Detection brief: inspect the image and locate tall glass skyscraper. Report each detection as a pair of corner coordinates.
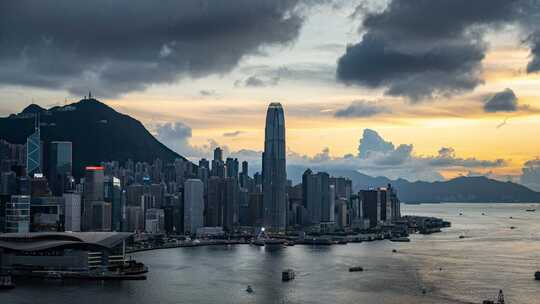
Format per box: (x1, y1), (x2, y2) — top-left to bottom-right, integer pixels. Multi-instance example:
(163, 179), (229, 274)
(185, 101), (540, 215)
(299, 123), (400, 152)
(26, 118), (41, 177)
(262, 102), (287, 230)
(49, 141), (72, 195)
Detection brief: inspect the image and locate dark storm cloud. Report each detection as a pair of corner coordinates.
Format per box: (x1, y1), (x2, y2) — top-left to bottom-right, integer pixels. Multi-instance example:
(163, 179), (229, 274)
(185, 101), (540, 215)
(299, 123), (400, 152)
(0, 0), (314, 97)
(484, 88), (518, 112)
(334, 100), (388, 118)
(337, 0), (527, 101)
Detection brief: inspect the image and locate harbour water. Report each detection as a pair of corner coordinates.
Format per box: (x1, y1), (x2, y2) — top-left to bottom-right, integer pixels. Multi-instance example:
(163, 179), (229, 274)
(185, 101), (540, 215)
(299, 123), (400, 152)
(3, 203), (540, 304)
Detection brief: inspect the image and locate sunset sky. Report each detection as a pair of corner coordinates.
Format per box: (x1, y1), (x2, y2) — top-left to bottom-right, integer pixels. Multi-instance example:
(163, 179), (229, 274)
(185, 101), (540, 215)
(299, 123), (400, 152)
(1, 0), (540, 189)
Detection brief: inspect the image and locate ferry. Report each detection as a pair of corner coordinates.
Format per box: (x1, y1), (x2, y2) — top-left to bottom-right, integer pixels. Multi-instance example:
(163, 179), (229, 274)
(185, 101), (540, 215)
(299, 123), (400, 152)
(348, 266), (364, 272)
(482, 289), (505, 304)
(0, 274), (15, 290)
(390, 237), (410, 242)
(282, 269), (295, 281)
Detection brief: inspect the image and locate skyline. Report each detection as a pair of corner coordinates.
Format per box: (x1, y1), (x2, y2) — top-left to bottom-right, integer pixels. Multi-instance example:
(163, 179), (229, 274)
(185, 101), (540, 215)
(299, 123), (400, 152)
(1, 1), (540, 189)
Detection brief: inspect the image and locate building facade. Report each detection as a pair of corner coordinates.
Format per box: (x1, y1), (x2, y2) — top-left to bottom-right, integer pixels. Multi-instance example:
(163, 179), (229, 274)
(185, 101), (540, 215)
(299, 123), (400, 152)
(262, 102), (287, 231)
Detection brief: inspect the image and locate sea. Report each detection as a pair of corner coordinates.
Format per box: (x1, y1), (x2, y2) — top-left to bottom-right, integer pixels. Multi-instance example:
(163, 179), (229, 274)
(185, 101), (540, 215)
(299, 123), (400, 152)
(3, 203), (540, 304)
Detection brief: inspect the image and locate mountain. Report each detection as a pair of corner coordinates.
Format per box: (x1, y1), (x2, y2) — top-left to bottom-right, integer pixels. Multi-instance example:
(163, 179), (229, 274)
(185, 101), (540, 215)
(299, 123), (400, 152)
(0, 98), (187, 177)
(288, 165), (540, 203)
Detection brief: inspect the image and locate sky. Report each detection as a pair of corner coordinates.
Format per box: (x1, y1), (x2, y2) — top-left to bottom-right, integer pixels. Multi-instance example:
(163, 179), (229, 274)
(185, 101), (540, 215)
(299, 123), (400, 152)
(1, 0), (540, 190)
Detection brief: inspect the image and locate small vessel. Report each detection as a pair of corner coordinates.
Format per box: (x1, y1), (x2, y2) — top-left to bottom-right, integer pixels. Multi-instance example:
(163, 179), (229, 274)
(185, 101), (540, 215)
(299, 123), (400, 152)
(282, 269), (295, 281)
(392, 249), (397, 253)
(44, 271), (63, 280)
(482, 289), (505, 304)
(526, 208), (536, 212)
(510, 226), (516, 230)
(0, 274), (15, 290)
(459, 235), (466, 239)
(535, 271), (540, 280)
(246, 285), (253, 293)
(390, 237), (410, 242)
(348, 266), (364, 272)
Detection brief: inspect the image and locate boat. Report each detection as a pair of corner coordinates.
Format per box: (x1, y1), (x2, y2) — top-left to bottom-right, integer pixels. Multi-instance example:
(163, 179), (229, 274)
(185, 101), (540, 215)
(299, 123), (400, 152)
(390, 237), (410, 242)
(282, 269), (295, 281)
(348, 266), (363, 272)
(44, 271), (63, 280)
(535, 271), (540, 280)
(482, 289), (505, 304)
(246, 285), (253, 293)
(0, 274), (15, 290)
(526, 208), (536, 212)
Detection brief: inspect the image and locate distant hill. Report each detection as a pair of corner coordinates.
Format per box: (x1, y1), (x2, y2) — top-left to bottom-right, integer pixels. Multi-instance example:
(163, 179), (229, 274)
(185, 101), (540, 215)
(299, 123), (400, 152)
(0, 99), (187, 177)
(288, 165), (540, 203)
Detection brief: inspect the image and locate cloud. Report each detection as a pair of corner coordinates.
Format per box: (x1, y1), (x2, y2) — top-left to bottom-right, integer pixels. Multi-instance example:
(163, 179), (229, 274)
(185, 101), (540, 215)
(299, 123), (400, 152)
(199, 90), (217, 97)
(0, 0), (316, 97)
(520, 157), (540, 191)
(484, 88), (518, 112)
(153, 121), (509, 183)
(223, 130), (243, 137)
(337, 0), (528, 101)
(155, 121), (208, 158)
(235, 75), (280, 88)
(287, 129), (504, 182)
(334, 100), (389, 118)
(358, 129), (395, 158)
(427, 147), (506, 168)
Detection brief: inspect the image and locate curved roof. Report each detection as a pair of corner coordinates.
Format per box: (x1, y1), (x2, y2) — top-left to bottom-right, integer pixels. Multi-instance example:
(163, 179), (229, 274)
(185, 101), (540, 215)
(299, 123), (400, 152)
(0, 232), (132, 252)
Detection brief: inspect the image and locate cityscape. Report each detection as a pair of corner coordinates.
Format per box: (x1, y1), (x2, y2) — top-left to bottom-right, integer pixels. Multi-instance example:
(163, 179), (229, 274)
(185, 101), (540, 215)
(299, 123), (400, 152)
(2, 1), (540, 304)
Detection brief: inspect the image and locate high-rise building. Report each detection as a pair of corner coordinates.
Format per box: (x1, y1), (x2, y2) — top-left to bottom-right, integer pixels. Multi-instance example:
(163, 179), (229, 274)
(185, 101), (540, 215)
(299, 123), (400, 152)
(329, 177), (352, 200)
(5, 195), (30, 233)
(48, 141), (72, 195)
(184, 179), (204, 234)
(26, 118), (41, 177)
(206, 177), (239, 231)
(82, 166), (105, 231)
(104, 176), (122, 231)
(64, 192), (81, 232)
(145, 208), (165, 234)
(211, 148), (225, 178)
(214, 147), (223, 162)
(302, 170), (332, 225)
(226, 157), (239, 180)
(262, 102), (287, 230)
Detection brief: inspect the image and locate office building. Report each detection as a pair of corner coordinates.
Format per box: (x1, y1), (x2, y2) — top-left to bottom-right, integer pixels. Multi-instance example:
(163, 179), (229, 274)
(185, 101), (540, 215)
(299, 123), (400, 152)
(262, 102), (287, 230)
(302, 170), (331, 225)
(145, 208), (165, 234)
(184, 179), (204, 234)
(48, 141), (72, 195)
(5, 195), (30, 233)
(226, 157), (239, 179)
(82, 166), (105, 231)
(64, 192), (81, 231)
(104, 176), (122, 231)
(30, 196), (64, 232)
(26, 118), (41, 177)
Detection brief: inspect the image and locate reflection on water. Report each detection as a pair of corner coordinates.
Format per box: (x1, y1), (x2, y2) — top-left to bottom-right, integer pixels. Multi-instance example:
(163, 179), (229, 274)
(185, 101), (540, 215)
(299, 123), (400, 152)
(4, 203), (540, 304)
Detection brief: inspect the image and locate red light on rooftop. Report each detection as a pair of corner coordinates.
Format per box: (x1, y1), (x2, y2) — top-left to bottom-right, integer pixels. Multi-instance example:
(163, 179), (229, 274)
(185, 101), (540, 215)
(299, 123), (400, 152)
(85, 166), (104, 171)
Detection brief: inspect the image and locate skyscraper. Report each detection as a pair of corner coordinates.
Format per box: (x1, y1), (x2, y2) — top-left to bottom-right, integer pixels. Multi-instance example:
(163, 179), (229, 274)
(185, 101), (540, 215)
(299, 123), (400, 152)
(49, 141), (72, 195)
(184, 179), (204, 234)
(262, 102), (287, 230)
(26, 117), (41, 177)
